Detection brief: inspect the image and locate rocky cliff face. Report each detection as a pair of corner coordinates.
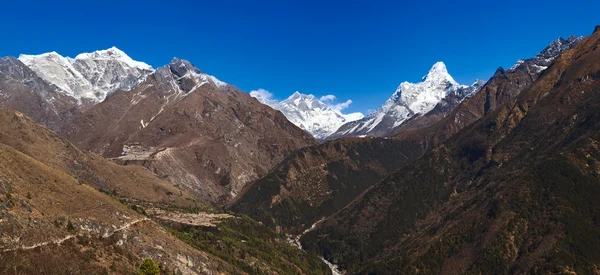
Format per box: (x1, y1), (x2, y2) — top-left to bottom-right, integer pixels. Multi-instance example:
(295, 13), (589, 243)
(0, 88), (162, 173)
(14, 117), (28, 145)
(0, 57), (79, 131)
(62, 58), (315, 205)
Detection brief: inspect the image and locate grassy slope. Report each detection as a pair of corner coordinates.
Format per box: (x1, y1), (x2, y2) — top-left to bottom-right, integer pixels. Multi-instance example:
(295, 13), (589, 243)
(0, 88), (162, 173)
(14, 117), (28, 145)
(165, 214), (331, 275)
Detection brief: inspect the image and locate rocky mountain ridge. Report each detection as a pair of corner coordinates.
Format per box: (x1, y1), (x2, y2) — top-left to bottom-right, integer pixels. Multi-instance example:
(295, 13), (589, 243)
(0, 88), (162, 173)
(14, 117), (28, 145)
(62, 58), (315, 205)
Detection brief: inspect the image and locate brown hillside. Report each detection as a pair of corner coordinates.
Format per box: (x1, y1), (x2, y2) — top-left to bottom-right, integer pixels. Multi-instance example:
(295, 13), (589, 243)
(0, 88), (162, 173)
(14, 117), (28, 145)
(0, 117), (241, 273)
(62, 59), (315, 205)
(0, 108), (331, 274)
(0, 109), (196, 206)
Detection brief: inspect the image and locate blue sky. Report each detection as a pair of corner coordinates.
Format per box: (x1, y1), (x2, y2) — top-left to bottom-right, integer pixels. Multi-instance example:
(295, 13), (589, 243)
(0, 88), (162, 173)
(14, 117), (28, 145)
(2, 0), (599, 115)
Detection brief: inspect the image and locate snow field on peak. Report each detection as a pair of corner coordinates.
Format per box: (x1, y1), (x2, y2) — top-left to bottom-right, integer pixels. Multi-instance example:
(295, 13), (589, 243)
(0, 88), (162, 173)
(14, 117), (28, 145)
(18, 47), (153, 104)
(74, 47), (153, 71)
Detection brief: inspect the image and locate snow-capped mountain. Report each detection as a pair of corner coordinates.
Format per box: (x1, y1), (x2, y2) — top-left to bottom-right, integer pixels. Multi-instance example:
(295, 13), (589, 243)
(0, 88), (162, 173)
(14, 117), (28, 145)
(252, 91), (363, 139)
(19, 47), (153, 104)
(330, 62), (467, 138)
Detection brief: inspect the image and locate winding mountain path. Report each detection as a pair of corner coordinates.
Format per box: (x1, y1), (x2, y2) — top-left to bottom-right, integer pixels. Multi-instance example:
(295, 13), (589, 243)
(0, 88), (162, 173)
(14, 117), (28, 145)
(1, 218), (150, 253)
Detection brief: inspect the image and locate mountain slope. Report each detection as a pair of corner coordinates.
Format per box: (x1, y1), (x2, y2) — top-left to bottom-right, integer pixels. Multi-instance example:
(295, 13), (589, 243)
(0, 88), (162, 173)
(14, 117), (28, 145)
(391, 79), (486, 132)
(329, 62), (469, 139)
(19, 47), (153, 104)
(230, 137), (424, 235)
(391, 35), (583, 147)
(252, 91), (364, 139)
(0, 108), (331, 274)
(63, 58), (315, 205)
(330, 36), (582, 141)
(231, 35), (582, 239)
(0, 57), (79, 131)
(0, 109), (195, 206)
(0, 108), (239, 274)
(302, 27), (600, 274)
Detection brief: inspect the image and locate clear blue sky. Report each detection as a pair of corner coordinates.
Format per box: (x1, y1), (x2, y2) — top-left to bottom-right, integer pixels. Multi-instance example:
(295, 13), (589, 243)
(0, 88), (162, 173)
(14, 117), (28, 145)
(2, 0), (598, 114)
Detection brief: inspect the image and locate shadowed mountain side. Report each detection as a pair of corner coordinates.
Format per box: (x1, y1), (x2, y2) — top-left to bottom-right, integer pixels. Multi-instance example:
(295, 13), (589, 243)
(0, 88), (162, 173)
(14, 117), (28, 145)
(231, 137), (425, 235)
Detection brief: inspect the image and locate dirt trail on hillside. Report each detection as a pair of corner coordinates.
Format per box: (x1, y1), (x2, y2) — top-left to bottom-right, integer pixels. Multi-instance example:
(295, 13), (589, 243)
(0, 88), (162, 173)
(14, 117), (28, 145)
(1, 218), (150, 253)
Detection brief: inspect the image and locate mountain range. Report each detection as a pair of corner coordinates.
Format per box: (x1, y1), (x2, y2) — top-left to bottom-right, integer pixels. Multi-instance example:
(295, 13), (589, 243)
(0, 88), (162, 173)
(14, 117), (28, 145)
(328, 62), (483, 139)
(301, 29), (600, 274)
(1, 25), (599, 274)
(251, 91), (363, 139)
(231, 31), (593, 273)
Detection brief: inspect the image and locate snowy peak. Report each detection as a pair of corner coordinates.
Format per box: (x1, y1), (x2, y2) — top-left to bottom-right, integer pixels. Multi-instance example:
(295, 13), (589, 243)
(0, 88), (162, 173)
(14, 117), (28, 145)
(422, 62), (457, 85)
(329, 62), (466, 139)
(250, 90), (363, 139)
(388, 61), (462, 115)
(19, 51), (66, 65)
(472, 79), (486, 87)
(18, 47), (153, 103)
(283, 92), (326, 110)
(453, 79), (486, 99)
(74, 47), (153, 71)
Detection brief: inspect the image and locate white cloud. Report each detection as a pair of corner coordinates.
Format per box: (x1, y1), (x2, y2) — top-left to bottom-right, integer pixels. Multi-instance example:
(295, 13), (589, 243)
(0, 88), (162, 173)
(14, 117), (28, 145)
(317, 95), (356, 113)
(249, 88), (273, 100)
(344, 112), (365, 121)
(327, 99), (353, 112)
(319, 94), (336, 102)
